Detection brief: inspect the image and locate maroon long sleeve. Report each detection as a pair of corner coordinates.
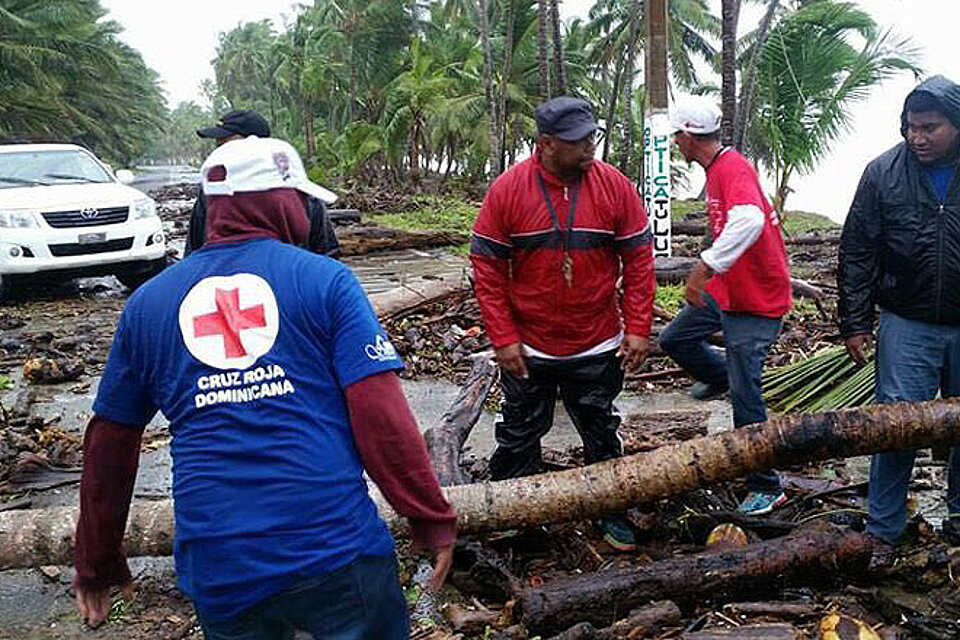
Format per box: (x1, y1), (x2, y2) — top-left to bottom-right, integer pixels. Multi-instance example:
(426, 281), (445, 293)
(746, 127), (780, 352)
(74, 416), (144, 590)
(345, 371), (457, 550)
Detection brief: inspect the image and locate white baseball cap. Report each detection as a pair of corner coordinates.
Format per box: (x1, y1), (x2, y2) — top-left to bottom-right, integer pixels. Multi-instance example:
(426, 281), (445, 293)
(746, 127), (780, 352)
(201, 136), (338, 204)
(670, 97), (722, 135)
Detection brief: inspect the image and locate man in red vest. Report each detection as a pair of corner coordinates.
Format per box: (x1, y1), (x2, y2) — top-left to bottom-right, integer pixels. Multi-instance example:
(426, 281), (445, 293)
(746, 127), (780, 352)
(660, 97), (792, 515)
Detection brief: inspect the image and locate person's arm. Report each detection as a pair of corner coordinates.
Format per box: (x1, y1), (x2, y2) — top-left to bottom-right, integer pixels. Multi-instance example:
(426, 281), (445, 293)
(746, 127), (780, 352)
(307, 198), (341, 259)
(184, 195), (207, 257)
(699, 204), (765, 274)
(74, 416), (144, 627)
(838, 168), (882, 362)
(470, 185), (527, 378)
(614, 180), (655, 371)
(345, 372), (456, 555)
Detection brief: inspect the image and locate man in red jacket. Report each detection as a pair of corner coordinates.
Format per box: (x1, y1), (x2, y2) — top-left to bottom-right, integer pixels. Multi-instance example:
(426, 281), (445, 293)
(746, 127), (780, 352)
(660, 97), (792, 515)
(470, 96), (655, 551)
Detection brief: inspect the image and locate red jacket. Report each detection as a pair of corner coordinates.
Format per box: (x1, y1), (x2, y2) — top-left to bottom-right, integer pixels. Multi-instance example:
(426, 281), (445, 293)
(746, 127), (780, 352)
(471, 153), (655, 356)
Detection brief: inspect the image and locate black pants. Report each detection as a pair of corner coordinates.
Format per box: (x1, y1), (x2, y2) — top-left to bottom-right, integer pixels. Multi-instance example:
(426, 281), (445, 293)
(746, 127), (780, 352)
(489, 350), (624, 480)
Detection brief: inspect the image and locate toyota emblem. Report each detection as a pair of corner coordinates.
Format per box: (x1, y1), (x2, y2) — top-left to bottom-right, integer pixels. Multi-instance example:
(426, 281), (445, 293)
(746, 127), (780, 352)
(79, 207), (99, 219)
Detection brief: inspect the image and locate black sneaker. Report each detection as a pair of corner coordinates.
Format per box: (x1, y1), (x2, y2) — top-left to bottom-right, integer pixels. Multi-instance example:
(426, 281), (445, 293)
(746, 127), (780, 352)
(689, 381), (728, 401)
(941, 518), (960, 546)
(868, 535), (897, 572)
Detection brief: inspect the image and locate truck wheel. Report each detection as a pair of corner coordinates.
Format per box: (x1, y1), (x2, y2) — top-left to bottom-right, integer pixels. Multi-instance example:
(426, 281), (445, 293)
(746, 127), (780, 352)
(117, 257), (167, 291)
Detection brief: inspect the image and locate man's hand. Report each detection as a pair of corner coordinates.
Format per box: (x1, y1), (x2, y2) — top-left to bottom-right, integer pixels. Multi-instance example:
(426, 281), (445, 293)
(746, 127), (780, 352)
(429, 544), (454, 592)
(77, 583), (132, 629)
(618, 334), (649, 372)
(495, 343), (528, 379)
(684, 260), (714, 308)
(844, 333), (873, 366)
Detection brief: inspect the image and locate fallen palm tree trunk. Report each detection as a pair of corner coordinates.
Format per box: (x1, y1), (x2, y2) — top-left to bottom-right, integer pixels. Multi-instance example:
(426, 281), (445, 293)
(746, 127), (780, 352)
(423, 352), (497, 486)
(337, 226), (468, 256)
(654, 256), (823, 300)
(546, 600), (682, 639)
(369, 276), (468, 318)
(523, 523), (869, 634)
(3, 399), (960, 568)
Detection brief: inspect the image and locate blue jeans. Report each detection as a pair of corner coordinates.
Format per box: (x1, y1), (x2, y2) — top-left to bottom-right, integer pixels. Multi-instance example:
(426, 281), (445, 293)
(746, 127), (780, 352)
(868, 310), (960, 544)
(659, 293), (783, 493)
(197, 555), (410, 640)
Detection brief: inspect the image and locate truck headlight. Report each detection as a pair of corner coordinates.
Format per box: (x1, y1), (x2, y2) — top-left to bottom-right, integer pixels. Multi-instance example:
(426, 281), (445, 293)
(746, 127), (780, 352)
(0, 210), (39, 228)
(132, 199), (157, 219)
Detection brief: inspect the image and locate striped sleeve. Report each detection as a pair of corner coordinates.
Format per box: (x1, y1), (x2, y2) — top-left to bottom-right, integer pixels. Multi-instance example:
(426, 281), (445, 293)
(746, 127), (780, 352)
(615, 178), (655, 337)
(470, 184), (521, 348)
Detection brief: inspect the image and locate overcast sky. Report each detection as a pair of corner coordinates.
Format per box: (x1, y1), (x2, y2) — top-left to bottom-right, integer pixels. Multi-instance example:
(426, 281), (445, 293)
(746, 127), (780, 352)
(101, 0), (956, 222)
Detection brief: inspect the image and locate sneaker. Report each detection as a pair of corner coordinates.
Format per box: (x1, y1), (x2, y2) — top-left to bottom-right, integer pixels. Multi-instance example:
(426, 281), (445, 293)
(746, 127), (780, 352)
(598, 515), (637, 552)
(868, 535), (897, 572)
(689, 381), (728, 401)
(737, 490), (788, 516)
(941, 518), (960, 546)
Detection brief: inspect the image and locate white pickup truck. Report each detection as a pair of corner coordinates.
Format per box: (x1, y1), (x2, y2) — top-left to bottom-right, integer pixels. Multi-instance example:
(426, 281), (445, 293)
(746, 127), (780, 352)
(0, 143), (167, 300)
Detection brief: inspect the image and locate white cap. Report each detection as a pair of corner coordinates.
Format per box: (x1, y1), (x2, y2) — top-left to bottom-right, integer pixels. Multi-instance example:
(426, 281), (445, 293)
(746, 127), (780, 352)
(201, 136), (338, 204)
(670, 97), (722, 135)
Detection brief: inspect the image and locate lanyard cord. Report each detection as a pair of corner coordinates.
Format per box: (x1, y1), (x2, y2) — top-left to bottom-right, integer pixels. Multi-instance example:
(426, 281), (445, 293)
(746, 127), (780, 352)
(536, 172), (580, 251)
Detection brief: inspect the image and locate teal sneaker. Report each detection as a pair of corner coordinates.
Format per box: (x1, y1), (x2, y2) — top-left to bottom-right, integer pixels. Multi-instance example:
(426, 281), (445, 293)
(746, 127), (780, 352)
(689, 381), (728, 401)
(598, 515), (637, 552)
(737, 490), (787, 516)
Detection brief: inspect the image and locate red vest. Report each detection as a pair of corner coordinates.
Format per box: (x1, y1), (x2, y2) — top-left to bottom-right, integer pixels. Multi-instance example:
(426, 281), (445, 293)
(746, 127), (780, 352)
(704, 149), (791, 317)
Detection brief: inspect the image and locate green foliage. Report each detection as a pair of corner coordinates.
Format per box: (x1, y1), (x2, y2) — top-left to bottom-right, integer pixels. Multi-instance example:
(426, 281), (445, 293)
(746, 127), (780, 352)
(655, 284), (686, 314)
(763, 346), (875, 414)
(671, 199), (704, 221)
(0, 0), (166, 165)
(780, 209), (838, 236)
(374, 197), (479, 234)
(0, 376), (10, 391)
(749, 0), (921, 210)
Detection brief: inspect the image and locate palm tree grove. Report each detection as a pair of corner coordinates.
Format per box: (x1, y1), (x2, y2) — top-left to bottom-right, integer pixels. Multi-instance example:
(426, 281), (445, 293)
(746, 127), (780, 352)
(4, 1), (960, 639)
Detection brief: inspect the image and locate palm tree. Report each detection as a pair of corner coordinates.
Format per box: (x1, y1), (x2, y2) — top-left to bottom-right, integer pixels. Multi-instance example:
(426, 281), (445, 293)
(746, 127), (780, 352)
(549, 0), (567, 95)
(382, 38), (453, 182)
(478, 0), (502, 176)
(749, 0), (921, 211)
(538, 0), (550, 101)
(720, 0), (741, 146)
(0, 0), (165, 164)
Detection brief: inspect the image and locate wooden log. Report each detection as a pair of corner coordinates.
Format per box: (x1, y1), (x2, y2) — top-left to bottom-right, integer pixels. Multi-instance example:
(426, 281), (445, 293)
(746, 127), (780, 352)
(368, 277), (468, 318)
(5, 399), (960, 568)
(547, 601), (682, 639)
(522, 523), (868, 634)
(724, 601), (818, 619)
(337, 226), (468, 256)
(423, 352), (497, 486)
(653, 256), (824, 300)
(326, 208), (361, 224)
(684, 623), (801, 639)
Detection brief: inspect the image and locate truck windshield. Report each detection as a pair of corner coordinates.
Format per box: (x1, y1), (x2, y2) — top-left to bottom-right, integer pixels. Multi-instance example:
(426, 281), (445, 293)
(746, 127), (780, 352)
(0, 150), (113, 189)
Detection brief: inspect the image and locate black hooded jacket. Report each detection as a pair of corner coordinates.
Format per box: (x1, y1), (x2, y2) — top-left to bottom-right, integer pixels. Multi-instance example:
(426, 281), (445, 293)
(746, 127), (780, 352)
(183, 192), (340, 258)
(838, 75), (960, 336)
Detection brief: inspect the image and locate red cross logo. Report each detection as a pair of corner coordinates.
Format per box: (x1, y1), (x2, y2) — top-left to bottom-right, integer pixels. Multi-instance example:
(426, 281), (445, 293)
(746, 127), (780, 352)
(193, 288), (266, 358)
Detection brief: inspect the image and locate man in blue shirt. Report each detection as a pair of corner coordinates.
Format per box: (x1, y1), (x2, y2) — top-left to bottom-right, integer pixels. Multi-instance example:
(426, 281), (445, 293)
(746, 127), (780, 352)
(839, 75), (960, 569)
(74, 137), (456, 638)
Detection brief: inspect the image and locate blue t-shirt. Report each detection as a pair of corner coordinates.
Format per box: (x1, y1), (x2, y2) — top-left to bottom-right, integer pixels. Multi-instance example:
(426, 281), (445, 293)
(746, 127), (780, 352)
(94, 238), (403, 621)
(924, 164), (955, 202)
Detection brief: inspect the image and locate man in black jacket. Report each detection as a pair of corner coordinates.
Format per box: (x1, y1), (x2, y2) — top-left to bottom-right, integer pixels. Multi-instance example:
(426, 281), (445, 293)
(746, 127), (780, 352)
(839, 75), (960, 563)
(185, 109), (341, 258)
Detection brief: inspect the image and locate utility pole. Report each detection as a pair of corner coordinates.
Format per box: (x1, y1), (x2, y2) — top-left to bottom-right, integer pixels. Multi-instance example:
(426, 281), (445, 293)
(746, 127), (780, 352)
(643, 0), (671, 257)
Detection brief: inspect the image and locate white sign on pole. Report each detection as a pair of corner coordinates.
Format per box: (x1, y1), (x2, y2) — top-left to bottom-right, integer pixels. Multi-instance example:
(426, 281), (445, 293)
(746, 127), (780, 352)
(643, 110), (672, 257)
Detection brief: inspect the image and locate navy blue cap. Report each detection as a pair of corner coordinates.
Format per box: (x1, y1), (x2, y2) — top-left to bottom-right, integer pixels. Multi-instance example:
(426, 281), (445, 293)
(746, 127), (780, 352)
(535, 97), (598, 141)
(197, 109), (271, 139)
